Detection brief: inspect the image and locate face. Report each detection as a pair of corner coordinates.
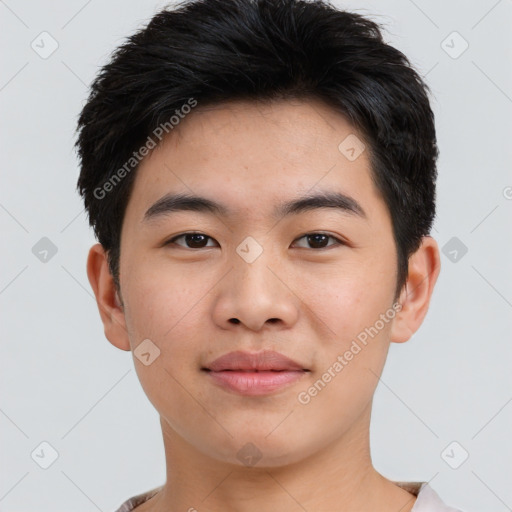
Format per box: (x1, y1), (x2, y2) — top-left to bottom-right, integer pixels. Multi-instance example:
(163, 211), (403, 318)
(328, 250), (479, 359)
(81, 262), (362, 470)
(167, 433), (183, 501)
(111, 98), (403, 467)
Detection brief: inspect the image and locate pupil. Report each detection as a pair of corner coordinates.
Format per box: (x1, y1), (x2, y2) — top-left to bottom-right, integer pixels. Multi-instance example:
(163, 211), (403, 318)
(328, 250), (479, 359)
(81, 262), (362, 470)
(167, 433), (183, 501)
(309, 234), (327, 248)
(187, 234), (206, 248)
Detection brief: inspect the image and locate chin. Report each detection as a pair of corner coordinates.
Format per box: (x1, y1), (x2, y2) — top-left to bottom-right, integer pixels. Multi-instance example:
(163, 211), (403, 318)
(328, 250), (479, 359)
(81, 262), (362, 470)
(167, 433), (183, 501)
(208, 433), (318, 469)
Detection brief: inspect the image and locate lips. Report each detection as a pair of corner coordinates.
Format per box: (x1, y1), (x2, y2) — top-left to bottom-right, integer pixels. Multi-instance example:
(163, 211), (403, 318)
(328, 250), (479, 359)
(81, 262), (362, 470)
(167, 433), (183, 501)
(202, 350), (309, 396)
(203, 350), (307, 372)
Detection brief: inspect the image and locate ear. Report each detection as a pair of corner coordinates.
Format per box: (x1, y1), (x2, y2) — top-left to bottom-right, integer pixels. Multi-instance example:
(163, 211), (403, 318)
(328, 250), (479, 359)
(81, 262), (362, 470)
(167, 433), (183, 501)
(86, 243), (131, 351)
(390, 236), (441, 344)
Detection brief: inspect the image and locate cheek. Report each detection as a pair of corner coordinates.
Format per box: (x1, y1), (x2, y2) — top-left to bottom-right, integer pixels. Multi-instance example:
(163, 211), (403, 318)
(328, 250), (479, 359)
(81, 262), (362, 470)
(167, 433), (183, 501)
(122, 267), (208, 421)
(301, 260), (395, 346)
(123, 261), (207, 341)
(121, 266), (212, 417)
(295, 275), (394, 434)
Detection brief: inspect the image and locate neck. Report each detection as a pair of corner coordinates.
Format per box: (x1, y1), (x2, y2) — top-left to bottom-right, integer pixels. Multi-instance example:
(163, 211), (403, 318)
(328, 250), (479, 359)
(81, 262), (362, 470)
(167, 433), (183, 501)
(139, 402), (416, 512)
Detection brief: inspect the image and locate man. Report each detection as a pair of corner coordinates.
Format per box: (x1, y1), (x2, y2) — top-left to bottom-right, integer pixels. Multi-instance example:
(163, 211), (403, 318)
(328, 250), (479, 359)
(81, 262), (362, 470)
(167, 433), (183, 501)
(75, 0), (464, 510)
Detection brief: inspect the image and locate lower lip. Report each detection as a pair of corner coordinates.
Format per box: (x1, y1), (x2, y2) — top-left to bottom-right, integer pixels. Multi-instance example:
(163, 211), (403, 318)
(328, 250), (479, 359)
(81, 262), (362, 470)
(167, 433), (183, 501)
(205, 370), (307, 396)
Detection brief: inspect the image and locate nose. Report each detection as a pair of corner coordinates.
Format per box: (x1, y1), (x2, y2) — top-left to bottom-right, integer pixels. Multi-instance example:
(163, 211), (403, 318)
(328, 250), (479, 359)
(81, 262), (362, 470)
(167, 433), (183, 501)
(212, 248), (299, 332)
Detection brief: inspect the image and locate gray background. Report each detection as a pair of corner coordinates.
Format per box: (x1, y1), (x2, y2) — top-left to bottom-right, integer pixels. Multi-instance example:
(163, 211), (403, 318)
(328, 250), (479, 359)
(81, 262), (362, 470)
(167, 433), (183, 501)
(1, 0), (511, 511)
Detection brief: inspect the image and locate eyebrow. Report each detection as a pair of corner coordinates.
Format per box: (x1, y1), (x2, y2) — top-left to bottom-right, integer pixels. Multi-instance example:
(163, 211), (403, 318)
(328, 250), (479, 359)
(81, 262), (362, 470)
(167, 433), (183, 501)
(142, 190), (367, 224)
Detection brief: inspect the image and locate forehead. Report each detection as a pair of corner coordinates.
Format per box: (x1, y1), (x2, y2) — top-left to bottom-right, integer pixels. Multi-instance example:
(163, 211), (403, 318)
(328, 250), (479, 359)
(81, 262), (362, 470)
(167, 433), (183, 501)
(123, 98), (386, 226)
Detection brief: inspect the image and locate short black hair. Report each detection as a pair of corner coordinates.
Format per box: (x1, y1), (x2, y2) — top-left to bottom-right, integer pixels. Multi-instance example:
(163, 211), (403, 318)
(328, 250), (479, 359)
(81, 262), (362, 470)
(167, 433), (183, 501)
(75, 0), (438, 301)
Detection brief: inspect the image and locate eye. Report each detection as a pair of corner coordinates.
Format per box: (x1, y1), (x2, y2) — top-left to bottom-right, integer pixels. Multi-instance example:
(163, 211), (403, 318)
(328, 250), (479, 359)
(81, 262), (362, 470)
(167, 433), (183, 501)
(292, 232), (345, 249)
(164, 231), (345, 250)
(165, 232), (218, 249)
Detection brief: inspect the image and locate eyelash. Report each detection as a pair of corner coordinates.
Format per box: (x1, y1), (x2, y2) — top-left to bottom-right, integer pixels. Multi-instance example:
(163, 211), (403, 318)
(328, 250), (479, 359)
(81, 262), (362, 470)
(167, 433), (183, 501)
(164, 231), (346, 250)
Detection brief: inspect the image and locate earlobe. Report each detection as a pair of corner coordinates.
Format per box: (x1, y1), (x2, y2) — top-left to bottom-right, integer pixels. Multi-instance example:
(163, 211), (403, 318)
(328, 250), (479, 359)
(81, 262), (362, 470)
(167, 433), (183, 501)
(390, 236), (441, 344)
(86, 243), (131, 351)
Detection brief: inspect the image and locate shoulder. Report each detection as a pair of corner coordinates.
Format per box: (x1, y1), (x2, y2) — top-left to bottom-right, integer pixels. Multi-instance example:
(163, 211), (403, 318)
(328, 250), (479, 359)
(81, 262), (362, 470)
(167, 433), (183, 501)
(411, 482), (466, 512)
(112, 485), (164, 512)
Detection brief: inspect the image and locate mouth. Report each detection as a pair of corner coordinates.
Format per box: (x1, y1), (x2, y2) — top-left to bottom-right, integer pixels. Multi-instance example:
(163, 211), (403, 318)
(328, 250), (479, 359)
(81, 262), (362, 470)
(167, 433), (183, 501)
(201, 350), (310, 396)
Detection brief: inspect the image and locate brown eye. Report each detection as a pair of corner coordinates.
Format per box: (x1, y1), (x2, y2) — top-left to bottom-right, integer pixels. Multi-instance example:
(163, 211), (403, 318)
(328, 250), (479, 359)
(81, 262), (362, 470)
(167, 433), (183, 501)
(164, 232), (344, 250)
(292, 232), (344, 249)
(166, 233), (217, 248)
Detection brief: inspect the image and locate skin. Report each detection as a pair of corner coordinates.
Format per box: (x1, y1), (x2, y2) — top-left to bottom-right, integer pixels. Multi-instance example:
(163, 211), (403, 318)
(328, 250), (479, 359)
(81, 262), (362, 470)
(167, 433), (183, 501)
(87, 98), (440, 512)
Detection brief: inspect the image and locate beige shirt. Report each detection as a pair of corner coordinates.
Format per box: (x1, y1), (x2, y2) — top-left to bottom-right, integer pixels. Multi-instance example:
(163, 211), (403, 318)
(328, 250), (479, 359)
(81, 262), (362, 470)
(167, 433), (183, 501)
(113, 481), (465, 511)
